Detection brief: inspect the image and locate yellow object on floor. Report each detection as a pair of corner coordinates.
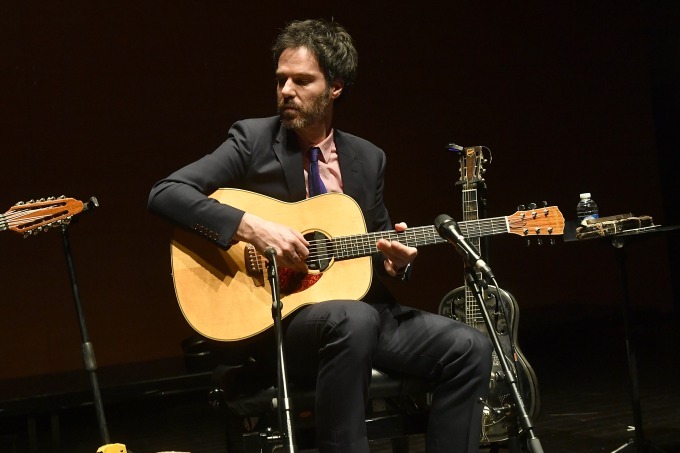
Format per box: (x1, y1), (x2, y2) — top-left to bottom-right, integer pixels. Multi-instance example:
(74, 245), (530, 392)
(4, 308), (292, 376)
(97, 444), (127, 453)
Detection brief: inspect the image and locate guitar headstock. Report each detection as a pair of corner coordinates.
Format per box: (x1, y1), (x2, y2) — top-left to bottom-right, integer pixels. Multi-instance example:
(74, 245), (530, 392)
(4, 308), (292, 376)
(507, 202), (565, 244)
(457, 146), (491, 189)
(2, 196), (85, 237)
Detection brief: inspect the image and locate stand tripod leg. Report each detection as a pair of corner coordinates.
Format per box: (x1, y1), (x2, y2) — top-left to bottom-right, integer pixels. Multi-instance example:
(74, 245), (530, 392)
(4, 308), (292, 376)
(612, 438), (667, 453)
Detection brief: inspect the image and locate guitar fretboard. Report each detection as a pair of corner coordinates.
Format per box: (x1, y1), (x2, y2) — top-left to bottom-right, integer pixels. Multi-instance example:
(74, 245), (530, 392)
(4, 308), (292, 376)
(314, 216), (510, 262)
(462, 188), (485, 329)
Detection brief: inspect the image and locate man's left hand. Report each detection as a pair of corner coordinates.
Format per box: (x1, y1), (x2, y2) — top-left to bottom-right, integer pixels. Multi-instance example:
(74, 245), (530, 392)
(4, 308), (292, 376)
(376, 222), (418, 277)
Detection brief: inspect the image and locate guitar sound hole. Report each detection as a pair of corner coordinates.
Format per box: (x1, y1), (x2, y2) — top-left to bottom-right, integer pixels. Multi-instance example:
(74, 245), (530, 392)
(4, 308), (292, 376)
(304, 230), (333, 271)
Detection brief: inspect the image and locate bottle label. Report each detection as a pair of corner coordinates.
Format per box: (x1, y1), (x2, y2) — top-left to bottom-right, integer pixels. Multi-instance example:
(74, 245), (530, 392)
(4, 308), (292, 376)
(579, 213), (599, 225)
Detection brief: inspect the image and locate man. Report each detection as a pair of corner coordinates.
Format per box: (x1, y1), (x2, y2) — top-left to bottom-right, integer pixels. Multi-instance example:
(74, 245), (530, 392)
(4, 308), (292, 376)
(148, 19), (492, 453)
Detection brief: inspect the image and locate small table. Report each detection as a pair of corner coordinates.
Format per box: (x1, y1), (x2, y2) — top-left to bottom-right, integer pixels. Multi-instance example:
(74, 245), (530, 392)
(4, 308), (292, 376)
(565, 222), (679, 452)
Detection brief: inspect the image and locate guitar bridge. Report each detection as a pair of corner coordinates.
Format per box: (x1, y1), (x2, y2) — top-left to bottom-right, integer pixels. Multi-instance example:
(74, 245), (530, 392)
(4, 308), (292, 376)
(244, 244), (265, 287)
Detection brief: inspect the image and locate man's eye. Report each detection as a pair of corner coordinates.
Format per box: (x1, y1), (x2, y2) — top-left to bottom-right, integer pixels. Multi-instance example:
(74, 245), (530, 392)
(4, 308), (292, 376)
(275, 77), (312, 87)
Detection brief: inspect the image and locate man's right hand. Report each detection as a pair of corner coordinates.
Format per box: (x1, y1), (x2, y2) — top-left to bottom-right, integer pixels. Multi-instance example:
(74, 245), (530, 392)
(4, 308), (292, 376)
(234, 212), (309, 273)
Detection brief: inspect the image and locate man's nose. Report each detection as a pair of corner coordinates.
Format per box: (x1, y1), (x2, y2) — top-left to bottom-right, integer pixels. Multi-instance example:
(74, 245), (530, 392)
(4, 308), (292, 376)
(280, 78), (295, 97)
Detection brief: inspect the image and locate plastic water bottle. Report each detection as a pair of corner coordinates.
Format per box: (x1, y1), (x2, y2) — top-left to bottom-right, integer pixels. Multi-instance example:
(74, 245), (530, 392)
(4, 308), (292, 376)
(577, 193), (599, 225)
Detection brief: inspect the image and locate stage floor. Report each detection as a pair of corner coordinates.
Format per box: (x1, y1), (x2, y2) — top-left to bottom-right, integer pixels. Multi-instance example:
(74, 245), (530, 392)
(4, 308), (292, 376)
(2, 305), (679, 453)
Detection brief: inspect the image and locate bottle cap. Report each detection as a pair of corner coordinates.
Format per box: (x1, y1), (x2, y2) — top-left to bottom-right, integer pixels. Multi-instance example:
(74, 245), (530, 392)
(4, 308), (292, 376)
(579, 193), (591, 199)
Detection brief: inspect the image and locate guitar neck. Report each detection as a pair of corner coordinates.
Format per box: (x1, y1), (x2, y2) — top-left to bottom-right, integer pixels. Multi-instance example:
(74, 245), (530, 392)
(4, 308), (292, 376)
(462, 187), (485, 328)
(462, 188), (483, 250)
(329, 217), (510, 261)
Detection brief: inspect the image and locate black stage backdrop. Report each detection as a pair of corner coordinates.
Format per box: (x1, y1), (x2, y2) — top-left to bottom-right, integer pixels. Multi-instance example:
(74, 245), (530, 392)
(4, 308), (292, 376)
(1, 1), (678, 379)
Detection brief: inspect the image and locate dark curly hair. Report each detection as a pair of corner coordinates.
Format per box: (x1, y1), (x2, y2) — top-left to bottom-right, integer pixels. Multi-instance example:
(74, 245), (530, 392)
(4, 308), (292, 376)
(273, 19), (358, 98)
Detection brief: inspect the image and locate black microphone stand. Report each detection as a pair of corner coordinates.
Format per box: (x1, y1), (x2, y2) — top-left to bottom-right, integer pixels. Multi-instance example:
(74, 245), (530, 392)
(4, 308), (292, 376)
(265, 251), (297, 453)
(464, 266), (544, 453)
(59, 198), (110, 445)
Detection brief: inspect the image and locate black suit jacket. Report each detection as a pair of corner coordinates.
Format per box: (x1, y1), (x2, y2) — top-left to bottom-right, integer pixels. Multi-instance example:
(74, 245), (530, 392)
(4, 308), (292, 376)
(148, 116), (400, 306)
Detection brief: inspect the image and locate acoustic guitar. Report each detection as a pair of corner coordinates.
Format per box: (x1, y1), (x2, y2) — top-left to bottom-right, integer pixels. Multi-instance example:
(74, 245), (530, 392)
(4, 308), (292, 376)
(170, 188), (564, 342)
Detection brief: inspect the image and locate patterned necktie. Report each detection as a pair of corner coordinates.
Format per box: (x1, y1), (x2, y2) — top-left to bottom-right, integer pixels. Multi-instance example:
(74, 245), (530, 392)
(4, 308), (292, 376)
(308, 147), (327, 197)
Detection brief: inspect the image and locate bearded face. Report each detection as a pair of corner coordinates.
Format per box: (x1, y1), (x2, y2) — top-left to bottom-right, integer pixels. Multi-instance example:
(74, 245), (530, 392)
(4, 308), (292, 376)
(278, 87), (332, 130)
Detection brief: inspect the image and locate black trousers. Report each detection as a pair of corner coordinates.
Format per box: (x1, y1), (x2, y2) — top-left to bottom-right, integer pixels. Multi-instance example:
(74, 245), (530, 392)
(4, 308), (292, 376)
(283, 300), (493, 453)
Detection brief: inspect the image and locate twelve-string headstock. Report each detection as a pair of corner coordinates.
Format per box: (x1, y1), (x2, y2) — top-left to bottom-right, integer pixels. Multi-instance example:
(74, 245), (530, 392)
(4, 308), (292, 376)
(2, 196), (86, 237)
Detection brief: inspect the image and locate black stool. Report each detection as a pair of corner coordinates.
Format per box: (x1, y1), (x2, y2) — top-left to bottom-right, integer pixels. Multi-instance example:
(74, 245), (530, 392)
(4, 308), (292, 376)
(209, 361), (431, 452)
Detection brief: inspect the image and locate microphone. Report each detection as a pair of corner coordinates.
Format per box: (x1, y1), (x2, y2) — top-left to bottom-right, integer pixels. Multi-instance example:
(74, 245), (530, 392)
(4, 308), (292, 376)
(264, 247), (277, 262)
(434, 214), (495, 279)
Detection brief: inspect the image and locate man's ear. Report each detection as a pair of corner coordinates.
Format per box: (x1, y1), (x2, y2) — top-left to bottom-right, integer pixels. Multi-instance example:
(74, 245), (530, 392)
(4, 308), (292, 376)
(330, 79), (344, 100)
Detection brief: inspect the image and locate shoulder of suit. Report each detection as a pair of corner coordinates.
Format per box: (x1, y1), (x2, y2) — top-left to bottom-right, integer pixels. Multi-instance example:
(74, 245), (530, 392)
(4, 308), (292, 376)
(334, 128), (384, 156)
(227, 116), (284, 146)
(231, 116), (281, 130)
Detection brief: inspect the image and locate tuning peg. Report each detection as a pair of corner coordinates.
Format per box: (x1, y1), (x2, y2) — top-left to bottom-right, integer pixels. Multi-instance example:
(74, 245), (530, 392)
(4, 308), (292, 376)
(526, 238), (531, 247)
(528, 202), (537, 209)
(542, 201), (548, 207)
(550, 238), (556, 245)
(537, 238), (543, 246)
(517, 204), (525, 211)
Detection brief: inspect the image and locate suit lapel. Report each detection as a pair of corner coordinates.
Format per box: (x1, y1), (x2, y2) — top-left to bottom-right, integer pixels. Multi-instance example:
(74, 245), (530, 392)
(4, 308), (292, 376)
(273, 125), (307, 201)
(334, 129), (363, 200)
(335, 130), (362, 200)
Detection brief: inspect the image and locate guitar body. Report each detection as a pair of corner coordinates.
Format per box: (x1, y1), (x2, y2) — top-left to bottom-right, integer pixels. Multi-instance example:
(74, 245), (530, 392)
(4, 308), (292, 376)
(439, 286), (540, 443)
(170, 189), (372, 342)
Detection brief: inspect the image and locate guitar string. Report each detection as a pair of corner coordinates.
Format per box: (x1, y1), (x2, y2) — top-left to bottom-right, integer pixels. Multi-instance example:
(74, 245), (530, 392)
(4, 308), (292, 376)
(302, 217), (531, 261)
(302, 218), (512, 261)
(251, 211), (558, 262)
(305, 227), (446, 260)
(2, 198), (75, 221)
(2, 210), (60, 226)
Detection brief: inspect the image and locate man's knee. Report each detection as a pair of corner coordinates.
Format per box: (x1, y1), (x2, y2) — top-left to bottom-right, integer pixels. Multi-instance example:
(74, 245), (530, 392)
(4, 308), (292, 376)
(441, 324), (493, 373)
(464, 327), (494, 373)
(324, 300), (381, 350)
